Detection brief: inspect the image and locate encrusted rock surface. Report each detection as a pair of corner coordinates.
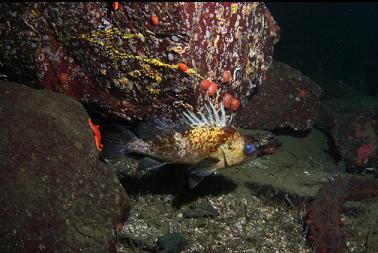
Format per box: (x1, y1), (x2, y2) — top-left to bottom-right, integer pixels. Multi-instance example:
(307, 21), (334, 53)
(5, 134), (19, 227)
(0, 81), (130, 253)
(333, 112), (377, 170)
(236, 61), (322, 130)
(318, 97), (378, 171)
(0, 2), (279, 122)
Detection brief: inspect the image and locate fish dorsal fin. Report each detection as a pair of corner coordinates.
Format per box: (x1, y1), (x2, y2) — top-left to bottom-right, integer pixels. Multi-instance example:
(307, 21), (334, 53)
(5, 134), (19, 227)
(182, 101), (230, 128)
(136, 116), (189, 139)
(136, 121), (163, 139)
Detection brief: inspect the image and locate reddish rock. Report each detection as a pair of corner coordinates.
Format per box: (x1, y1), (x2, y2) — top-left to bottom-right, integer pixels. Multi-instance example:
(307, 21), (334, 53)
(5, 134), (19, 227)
(0, 2), (279, 122)
(0, 81), (130, 253)
(236, 61), (322, 130)
(318, 96), (378, 131)
(317, 97), (378, 171)
(333, 112), (377, 170)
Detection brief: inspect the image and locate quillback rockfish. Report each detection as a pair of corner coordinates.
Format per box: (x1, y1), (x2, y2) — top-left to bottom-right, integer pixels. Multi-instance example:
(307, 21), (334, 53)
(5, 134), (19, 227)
(101, 101), (257, 188)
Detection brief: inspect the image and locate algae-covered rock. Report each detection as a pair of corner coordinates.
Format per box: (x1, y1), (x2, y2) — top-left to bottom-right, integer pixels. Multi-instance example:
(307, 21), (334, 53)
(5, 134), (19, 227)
(0, 2), (279, 122)
(317, 97), (378, 170)
(333, 112), (377, 170)
(0, 81), (130, 252)
(236, 61), (322, 131)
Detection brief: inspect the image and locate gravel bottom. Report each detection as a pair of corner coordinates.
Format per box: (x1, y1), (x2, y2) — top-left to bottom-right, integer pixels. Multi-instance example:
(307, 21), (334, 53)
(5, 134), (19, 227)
(115, 190), (311, 253)
(111, 128), (378, 253)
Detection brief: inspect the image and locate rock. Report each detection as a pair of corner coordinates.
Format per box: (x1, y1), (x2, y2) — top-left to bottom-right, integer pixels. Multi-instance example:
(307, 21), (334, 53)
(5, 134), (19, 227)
(236, 61), (322, 131)
(317, 96), (378, 130)
(317, 96), (378, 171)
(0, 2), (279, 122)
(332, 112), (377, 170)
(0, 81), (130, 253)
(182, 203), (219, 219)
(157, 233), (188, 253)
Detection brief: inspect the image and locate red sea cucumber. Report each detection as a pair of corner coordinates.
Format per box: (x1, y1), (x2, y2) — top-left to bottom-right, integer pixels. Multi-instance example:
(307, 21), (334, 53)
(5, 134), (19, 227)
(307, 177), (378, 253)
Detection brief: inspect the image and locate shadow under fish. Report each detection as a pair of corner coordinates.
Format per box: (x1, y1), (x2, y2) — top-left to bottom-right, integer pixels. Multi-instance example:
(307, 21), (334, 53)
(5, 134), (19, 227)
(100, 101), (257, 189)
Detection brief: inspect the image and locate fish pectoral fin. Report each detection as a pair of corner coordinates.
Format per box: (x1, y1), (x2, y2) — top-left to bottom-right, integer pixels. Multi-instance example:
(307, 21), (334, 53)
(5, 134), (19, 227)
(188, 166), (214, 189)
(138, 157), (167, 174)
(188, 157), (219, 189)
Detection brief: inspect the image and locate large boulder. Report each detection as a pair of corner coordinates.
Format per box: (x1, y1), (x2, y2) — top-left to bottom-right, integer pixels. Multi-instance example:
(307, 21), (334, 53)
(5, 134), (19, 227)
(236, 61), (322, 130)
(0, 2), (279, 122)
(0, 81), (130, 252)
(332, 112), (377, 171)
(318, 97), (378, 171)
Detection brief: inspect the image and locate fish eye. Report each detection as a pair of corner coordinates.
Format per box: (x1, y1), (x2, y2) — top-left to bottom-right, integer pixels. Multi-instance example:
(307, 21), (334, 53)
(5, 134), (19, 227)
(244, 143), (255, 155)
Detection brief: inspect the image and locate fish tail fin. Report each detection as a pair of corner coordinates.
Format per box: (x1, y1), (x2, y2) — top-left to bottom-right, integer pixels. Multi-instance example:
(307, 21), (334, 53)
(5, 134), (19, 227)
(100, 124), (149, 160)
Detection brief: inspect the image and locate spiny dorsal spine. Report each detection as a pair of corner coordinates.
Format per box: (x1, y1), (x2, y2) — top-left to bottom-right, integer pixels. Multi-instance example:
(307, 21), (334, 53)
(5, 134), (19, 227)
(183, 101), (230, 128)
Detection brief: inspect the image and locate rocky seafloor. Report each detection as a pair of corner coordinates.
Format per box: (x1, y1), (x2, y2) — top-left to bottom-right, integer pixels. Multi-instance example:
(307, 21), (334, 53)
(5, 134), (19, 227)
(1, 81), (377, 252)
(109, 128), (378, 253)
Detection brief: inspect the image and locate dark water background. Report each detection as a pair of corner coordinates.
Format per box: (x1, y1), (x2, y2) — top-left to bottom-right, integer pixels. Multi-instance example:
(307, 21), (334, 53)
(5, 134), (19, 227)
(266, 3), (378, 97)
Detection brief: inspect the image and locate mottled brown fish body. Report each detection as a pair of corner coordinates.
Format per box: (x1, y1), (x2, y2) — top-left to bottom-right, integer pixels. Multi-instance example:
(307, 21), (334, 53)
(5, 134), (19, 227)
(100, 100), (257, 189)
(146, 125), (246, 172)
